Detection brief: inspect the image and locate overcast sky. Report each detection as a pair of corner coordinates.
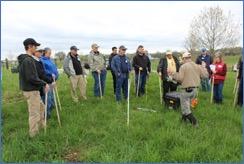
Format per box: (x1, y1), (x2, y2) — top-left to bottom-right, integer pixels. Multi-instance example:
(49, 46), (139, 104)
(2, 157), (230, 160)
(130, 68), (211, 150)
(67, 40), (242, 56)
(1, 1), (243, 59)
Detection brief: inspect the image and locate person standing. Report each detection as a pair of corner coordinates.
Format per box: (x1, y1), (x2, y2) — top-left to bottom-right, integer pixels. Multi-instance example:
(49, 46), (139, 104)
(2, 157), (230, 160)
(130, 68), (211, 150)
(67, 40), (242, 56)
(211, 52), (227, 104)
(157, 50), (180, 102)
(108, 47), (118, 95)
(41, 47), (59, 118)
(196, 48), (213, 91)
(170, 52), (208, 126)
(237, 56), (243, 106)
(17, 38), (49, 137)
(33, 48), (53, 101)
(132, 45), (151, 96)
(63, 46), (87, 102)
(111, 46), (131, 102)
(88, 43), (107, 97)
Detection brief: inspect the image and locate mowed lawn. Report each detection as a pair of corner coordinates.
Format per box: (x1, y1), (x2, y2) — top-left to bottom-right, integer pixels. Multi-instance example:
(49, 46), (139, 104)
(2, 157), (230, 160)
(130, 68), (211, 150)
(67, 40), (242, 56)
(2, 55), (243, 162)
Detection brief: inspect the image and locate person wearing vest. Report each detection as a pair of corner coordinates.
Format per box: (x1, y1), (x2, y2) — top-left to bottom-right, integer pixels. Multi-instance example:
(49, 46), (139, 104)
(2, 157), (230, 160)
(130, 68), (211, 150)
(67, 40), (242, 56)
(63, 46), (87, 102)
(17, 38), (49, 137)
(157, 50), (180, 102)
(237, 56), (243, 106)
(40, 47), (59, 118)
(108, 47), (118, 95)
(170, 52), (209, 126)
(132, 45), (151, 96)
(211, 52), (227, 104)
(196, 48), (213, 92)
(111, 45), (131, 102)
(88, 43), (107, 97)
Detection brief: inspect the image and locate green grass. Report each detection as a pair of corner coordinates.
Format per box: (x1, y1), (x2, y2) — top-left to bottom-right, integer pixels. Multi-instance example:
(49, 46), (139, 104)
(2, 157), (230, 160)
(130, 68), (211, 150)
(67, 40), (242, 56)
(2, 55), (243, 162)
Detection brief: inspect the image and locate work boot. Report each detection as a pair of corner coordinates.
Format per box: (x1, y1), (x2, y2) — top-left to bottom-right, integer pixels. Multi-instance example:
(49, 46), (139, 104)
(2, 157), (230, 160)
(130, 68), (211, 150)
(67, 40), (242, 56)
(186, 113), (197, 126)
(181, 115), (187, 122)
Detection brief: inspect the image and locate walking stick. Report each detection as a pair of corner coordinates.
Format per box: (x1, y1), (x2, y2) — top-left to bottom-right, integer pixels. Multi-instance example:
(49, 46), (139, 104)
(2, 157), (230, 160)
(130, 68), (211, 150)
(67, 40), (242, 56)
(158, 76), (163, 104)
(44, 91), (48, 134)
(98, 72), (103, 99)
(233, 79), (240, 107)
(53, 77), (62, 111)
(233, 71), (239, 94)
(136, 70), (141, 97)
(127, 78), (131, 126)
(53, 88), (61, 127)
(146, 71), (149, 101)
(210, 76), (214, 104)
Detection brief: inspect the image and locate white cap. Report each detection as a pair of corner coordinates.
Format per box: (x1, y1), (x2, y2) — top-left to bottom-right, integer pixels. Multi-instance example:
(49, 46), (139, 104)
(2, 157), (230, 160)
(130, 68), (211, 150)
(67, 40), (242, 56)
(166, 50), (173, 55)
(182, 52), (191, 58)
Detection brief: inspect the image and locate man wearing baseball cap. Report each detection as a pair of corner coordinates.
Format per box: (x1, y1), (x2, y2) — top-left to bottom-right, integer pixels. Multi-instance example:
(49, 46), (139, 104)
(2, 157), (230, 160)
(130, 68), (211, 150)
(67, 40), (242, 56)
(169, 51), (209, 126)
(88, 43), (107, 97)
(111, 45), (131, 102)
(157, 50), (180, 102)
(17, 38), (49, 137)
(196, 48), (213, 91)
(63, 46), (87, 102)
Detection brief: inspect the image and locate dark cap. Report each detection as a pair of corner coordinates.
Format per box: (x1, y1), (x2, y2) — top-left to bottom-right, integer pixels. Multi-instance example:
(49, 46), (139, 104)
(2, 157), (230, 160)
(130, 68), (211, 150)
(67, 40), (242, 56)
(138, 45), (144, 49)
(23, 38), (41, 47)
(70, 46), (79, 51)
(201, 48), (207, 52)
(119, 45), (127, 50)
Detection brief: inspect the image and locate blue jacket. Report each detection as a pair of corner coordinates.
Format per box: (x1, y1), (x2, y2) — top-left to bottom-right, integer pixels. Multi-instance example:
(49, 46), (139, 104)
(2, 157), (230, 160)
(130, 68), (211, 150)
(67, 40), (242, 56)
(196, 54), (213, 74)
(40, 56), (59, 80)
(111, 55), (131, 77)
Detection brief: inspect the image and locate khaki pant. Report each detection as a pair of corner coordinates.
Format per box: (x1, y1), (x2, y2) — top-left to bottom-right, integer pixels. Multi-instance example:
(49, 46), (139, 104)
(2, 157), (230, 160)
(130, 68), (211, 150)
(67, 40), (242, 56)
(23, 91), (45, 137)
(180, 88), (197, 115)
(70, 75), (87, 102)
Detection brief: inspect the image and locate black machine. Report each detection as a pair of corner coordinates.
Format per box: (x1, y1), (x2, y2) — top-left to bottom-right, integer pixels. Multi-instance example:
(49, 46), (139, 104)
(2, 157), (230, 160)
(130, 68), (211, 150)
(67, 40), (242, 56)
(164, 91), (181, 109)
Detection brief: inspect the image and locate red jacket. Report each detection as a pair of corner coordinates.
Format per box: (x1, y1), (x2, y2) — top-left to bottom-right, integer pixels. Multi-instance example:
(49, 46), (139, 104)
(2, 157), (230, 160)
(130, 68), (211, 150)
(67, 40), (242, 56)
(211, 62), (227, 84)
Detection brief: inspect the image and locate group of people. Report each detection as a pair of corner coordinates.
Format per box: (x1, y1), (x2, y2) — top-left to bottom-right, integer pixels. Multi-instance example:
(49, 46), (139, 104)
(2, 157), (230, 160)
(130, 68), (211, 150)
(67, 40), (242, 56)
(18, 38), (58, 137)
(17, 38), (243, 137)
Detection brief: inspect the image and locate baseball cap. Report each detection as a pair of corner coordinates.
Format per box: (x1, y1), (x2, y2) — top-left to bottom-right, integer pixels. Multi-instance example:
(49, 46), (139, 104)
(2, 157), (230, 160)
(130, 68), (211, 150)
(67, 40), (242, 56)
(166, 50), (173, 55)
(182, 52), (191, 58)
(91, 43), (99, 48)
(70, 46), (79, 51)
(201, 48), (207, 52)
(36, 47), (44, 52)
(119, 45), (127, 50)
(23, 38), (41, 47)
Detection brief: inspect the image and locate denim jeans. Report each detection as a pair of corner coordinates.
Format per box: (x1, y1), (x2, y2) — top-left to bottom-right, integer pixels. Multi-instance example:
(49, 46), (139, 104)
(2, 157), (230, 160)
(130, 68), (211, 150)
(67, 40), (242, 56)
(201, 78), (211, 92)
(135, 71), (147, 96)
(238, 77), (243, 106)
(213, 82), (224, 103)
(41, 86), (54, 118)
(116, 74), (129, 101)
(92, 70), (107, 97)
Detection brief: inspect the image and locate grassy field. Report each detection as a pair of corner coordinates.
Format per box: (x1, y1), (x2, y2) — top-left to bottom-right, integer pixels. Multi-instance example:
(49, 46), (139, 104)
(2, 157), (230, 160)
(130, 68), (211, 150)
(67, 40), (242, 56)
(2, 55), (243, 162)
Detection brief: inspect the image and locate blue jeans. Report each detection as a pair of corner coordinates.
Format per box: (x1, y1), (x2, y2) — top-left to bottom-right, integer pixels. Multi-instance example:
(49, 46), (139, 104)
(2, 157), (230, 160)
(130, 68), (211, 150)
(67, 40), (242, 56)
(135, 71), (147, 96)
(201, 78), (211, 92)
(92, 70), (107, 97)
(213, 82), (224, 103)
(41, 87), (54, 118)
(238, 77), (243, 106)
(116, 74), (129, 101)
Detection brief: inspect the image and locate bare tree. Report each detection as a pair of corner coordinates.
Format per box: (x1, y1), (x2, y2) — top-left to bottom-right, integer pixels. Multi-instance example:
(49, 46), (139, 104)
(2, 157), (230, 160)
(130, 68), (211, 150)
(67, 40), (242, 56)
(184, 6), (241, 54)
(55, 51), (66, 62)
